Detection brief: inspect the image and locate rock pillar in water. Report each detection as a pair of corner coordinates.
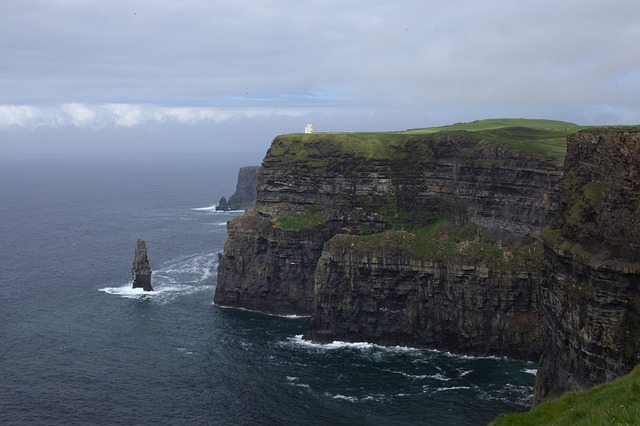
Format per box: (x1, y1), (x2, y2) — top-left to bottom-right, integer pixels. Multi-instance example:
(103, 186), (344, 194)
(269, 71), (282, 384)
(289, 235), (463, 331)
(132, 239), (153, 291)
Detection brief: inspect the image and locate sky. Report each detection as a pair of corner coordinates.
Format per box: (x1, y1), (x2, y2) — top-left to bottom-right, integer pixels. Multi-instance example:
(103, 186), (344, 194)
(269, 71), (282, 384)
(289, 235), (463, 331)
(2, 0), (640, 156)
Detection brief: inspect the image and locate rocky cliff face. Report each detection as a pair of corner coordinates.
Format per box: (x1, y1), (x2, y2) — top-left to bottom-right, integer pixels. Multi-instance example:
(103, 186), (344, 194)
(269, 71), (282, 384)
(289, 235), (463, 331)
(215, 209), (332, 315)
(257, 133), (560, 242)
(215, 131), (563, 357)
(534, 129), (640, 404)
(217, 166), (260, 211)
(305, 234), (544, 360)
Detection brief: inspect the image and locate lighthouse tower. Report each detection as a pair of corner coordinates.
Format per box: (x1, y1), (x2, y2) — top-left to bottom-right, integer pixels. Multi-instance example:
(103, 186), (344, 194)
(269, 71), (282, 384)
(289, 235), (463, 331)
(304, 123), (314, 134)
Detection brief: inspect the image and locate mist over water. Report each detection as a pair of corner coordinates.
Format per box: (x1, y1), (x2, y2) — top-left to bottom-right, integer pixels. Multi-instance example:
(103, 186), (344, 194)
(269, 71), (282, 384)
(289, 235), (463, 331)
(0, 153), (535, 425)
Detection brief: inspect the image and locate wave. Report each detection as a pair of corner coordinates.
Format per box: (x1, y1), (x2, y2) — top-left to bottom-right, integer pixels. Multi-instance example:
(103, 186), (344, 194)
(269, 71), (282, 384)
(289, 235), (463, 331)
(432, 386), (472, 393)
(523, 368), (538, 375)
(477, 383), (534, 407)
(191, 204), (245, 214)
(324, 393), (387, 403)
(191, 204), (218, 211)
(286, 376), (311, 390)
(288, 335), (422, 353)
(99, 252), (218, 303)
(99, 282), (214, 302)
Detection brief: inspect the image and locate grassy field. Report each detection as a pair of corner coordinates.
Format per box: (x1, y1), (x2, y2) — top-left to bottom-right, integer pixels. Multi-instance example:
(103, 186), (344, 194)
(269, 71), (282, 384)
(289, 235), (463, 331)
(404, 118), (583, 134)
(277, 118), (586, 160)
(404, 118), (586, 158)
(491, 364), (640, 425)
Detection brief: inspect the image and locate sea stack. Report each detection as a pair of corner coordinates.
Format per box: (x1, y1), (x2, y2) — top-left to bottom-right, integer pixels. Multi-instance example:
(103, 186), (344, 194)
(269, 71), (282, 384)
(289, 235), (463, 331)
(132, 239), (153, 291)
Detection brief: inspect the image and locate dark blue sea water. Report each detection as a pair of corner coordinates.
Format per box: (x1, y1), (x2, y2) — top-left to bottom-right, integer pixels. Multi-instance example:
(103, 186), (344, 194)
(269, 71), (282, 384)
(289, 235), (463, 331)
(0, 153), (536, 425)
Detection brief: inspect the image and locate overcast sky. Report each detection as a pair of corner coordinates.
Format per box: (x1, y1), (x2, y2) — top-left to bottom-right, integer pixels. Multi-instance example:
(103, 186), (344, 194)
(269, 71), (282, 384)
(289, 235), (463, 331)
(2, 0), (640, 156)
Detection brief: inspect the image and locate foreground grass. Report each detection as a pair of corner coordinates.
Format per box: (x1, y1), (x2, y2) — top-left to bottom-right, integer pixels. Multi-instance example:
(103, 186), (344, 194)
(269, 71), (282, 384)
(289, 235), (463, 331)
(491, 365), (640, 425)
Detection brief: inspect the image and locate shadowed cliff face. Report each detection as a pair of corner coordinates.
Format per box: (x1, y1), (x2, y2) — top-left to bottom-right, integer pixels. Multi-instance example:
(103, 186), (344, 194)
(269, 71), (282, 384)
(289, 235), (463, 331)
(305, 235), (544, 360)
(214, 131), (563, 359)
(257, 133), (561, 242)
(534, 129), (640, 405)
(217, 166), (259, 211)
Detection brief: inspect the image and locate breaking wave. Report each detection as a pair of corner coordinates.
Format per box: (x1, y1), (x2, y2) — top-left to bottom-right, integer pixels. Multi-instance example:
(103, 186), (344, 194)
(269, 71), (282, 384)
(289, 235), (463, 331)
(99, 252), (218, 303)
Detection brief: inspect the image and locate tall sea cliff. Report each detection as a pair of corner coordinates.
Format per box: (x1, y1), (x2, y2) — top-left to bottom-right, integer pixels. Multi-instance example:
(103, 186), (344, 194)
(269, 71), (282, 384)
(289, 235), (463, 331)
(216, 121), (569, 359)
(214, 121), (640, 407)
(534, 128), (640, 405)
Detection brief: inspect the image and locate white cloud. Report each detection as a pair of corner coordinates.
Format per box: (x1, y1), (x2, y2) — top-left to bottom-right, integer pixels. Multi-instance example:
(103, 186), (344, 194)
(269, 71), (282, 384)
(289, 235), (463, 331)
(0, 103), (320, 130)
(1, 0), (640, 139)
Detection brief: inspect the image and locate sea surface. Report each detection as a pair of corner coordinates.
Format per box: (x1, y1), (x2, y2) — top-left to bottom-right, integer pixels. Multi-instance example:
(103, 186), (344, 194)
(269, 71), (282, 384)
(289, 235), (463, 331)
(0, 153), (536, 425)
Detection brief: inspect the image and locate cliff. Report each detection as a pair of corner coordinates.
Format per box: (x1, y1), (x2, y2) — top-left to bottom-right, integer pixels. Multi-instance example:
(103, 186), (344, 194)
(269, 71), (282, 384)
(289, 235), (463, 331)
(215, 120), (571, 358)
(217, 166), (260, 211)
(306, 228), (544, 360)
(534, 129), (640, 404)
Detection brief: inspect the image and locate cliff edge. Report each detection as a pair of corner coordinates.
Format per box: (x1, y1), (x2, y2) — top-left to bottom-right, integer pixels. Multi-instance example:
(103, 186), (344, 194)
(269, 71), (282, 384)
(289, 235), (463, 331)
(534, 128), (640, 404)
(215, 120), (573, 358)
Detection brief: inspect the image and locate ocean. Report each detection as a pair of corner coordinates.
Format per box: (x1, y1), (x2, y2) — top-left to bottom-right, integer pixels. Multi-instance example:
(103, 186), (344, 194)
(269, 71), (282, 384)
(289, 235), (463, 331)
(0, 153), (536, 425)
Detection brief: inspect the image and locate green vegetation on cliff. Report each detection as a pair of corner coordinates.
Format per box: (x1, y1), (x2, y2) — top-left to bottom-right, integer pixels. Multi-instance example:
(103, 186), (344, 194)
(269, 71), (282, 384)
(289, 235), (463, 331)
(491, 364), (640, 426)
(275, 211), (325, 230)
(276, 118), (583, 160)
(331, 220), (542, 270)
(406, 118), (584, 158)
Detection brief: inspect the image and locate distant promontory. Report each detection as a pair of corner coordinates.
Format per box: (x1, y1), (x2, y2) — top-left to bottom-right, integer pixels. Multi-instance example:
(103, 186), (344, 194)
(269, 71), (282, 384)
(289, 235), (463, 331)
(216, 166), (260, 211)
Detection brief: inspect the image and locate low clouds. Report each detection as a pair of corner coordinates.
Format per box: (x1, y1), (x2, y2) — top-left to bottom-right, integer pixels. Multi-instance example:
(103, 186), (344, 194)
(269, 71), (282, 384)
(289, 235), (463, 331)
(0, 102), (319, 130)
(1, 0), (640, 153)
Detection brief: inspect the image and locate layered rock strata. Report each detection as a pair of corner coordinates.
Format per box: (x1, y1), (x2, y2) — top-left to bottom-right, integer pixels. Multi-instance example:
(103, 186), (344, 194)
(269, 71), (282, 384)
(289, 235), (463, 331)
(132, 239), (153, 291)
(305, 235), (544, 360)
(215, 131), (563, 357)
(534, 129), (640, 404)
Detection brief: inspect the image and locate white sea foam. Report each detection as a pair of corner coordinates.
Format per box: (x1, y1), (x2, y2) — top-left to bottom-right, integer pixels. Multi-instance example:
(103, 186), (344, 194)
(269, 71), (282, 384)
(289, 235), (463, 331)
(288, 335), (421, 353)
(191, 205), (218, 211)
(325, 393), (385, 403)
(432, 386), (472, 393)
(191, 204), (245, 214)
(523, 368), (538, 375)
(426, 373), (451, 382)
(458, 369), (473, 377)
(286, 376), (311, 390)
(99, 282), (213, 303)
(383, 369), (430, 379)
(99, 252), (218, 303)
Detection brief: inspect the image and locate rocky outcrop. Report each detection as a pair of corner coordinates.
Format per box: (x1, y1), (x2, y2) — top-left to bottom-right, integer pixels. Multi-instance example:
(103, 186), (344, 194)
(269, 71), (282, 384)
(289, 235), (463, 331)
(216, 166), (260, 211)
(256, 134), (561, 242)
(132, 239), (153, 291)
(217, 196), (230, 211)
(534, 129), (640, 405)
(305, 234), (544, 360)
(215, 210), (333, 315)
(215, 131), (563, 358)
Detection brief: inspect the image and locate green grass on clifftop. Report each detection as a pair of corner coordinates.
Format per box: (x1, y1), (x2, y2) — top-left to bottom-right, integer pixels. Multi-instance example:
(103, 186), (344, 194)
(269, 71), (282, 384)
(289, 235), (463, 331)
(491, 364), (640, 425)
(406, 118), (584, 158)
(278, 118), (584, 160)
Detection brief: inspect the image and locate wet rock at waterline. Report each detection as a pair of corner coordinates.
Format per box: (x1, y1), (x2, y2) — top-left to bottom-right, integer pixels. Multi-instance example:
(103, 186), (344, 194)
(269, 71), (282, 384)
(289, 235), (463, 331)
(132, 239), (153, 291)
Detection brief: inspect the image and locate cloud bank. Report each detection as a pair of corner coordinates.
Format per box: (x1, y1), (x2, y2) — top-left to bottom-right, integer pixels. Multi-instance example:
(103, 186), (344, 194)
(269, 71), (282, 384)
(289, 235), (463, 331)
(0, 103), (314, 130)
(1, 0), (640, 154)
